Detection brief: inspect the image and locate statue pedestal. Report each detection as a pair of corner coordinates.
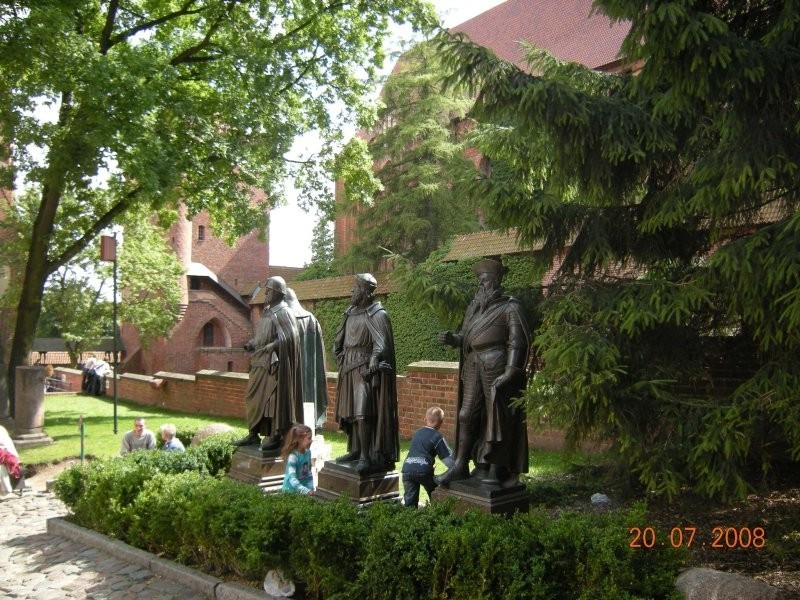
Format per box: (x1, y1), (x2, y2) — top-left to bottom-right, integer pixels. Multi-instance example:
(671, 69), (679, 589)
(432, 478), (529, 515)
(227, 445), (285, 492)
(12, 366), (53, 449)
(315, 460), (400, 505)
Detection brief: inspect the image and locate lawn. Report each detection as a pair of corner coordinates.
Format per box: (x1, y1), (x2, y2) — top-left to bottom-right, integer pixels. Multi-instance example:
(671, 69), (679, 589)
(19, 393), (249, 465)
(21, 393), (587, 483)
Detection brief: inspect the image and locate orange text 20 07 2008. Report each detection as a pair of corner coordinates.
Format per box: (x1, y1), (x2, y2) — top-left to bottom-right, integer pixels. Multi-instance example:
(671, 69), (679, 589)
(628, 526), (766, 549)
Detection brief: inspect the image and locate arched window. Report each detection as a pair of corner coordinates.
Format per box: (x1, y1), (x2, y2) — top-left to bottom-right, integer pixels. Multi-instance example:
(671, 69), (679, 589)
(202, 322), (214, 346)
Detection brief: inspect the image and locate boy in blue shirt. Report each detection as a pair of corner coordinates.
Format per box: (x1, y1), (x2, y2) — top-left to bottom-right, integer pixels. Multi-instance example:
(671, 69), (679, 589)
(401, 407), (454, 508)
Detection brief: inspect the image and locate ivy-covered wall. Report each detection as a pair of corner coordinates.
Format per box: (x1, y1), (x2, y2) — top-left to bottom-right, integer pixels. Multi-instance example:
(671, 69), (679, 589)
(308, 294), (457, 372)
(308, 254), (543, 373)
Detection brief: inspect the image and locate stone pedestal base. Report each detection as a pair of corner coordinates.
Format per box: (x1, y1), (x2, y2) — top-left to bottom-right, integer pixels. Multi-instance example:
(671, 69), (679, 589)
(12, 432), (54, 450)
(227, 445), (285, 492)
(432, 478), (529, 515)
(315, 460), (400, 505)
(12, 366), (53, 448)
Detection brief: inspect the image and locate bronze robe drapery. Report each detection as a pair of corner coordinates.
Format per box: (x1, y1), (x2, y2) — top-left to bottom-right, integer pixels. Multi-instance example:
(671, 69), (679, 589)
(333, 301), (400, 466)
(244, 301), (303, 436)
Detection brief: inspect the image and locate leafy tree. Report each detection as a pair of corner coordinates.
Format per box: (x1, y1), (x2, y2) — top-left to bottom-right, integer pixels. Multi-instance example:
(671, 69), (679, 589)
(38, 264), (113, 367)
(339, 39), (478, 272)
(115, 216), (183, 346)
(437, 0), (800, 500)
(0, 0), (436, 410)
(22, 197), (182, 366)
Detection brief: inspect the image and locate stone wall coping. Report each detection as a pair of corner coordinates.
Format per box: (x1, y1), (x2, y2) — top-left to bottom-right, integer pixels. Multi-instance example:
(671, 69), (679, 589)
(120, 372), (157, 383)
(153, 371), (197, 382)
(55, 367), (83, 376)
(195, 369), (248, 381)
(405, 360), (459, 374)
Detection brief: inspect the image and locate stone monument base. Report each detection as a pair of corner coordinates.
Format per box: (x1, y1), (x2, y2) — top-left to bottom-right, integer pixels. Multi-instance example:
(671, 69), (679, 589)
(432, 478), (529, 515)
(12, 431), (54, 450)
(227, 445), (285, 492)
(315, 460), (400, 505)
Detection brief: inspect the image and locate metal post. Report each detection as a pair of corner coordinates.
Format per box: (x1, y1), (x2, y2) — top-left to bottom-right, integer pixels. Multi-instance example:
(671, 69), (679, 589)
(101, 233), (119, 435)
(113, 232), (118, 435)
(79, 413), (85, 466)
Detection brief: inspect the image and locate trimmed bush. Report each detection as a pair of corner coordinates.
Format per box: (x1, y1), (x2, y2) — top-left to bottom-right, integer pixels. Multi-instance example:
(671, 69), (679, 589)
(56, 462), (686, 599)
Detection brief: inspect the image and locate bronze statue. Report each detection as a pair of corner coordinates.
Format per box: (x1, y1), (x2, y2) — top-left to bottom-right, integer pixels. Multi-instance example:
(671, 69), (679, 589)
(333, 273), (399, 474)
(286, 287), (329, 428)
(234, 276), (304, 451)
(436, 258), (531, 487)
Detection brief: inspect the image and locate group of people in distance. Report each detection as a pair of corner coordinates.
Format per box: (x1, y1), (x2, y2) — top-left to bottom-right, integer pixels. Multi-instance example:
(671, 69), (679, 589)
(81, 357), (112, 396)
(119, 417), (185, 454)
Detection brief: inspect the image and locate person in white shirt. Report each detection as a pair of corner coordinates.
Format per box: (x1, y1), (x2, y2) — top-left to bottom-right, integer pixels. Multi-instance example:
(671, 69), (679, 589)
(120, 417), (156, 454)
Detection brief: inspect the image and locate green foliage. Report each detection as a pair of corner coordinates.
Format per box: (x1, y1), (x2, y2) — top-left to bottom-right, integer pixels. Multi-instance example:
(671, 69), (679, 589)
(190, 431), (239, 476)
(58, 465), (685, 599)
(383, 288), (459, 369)
(393, 250), (544, 333)
(0, 0), (438, 401)
(53, 433), (239, 537)
(435, 1), (800, 500)
(295, 214), (340, 281)
(116, 215), (183, 346)
(287, 497), (368, 597)
(338, 40), (479, 272)
(357, 501), (462, 598)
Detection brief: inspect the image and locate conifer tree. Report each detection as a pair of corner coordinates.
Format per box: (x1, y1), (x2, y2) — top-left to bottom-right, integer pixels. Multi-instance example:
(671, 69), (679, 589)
(340, 40), (478, 271)
(438, 0), (800, 500)
(295, 214), (337, 281)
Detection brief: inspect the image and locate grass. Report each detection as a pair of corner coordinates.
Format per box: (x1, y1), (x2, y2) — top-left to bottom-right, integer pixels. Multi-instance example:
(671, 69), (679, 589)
(21, 393), (594, 503)
(19, 393), (248, 465)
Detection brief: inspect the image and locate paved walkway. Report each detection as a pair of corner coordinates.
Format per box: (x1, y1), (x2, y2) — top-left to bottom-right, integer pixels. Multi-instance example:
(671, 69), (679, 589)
(0, 490), (203, 599)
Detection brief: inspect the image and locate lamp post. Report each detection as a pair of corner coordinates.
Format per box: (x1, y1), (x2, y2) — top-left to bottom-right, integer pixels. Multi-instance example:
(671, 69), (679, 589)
(100, 234), (118, 434)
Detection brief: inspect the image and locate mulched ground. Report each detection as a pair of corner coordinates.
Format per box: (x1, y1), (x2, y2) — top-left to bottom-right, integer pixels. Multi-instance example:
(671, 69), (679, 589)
(645, 485), (800, 597)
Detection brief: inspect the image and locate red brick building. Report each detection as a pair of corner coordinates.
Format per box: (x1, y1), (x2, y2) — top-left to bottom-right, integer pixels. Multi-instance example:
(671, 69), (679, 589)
(333, 0), (631, 261)
(121, 201), (270, 375)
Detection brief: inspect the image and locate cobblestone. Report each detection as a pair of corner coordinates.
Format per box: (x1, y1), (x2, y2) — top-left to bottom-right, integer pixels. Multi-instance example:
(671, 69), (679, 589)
(0, 491), (202, 599)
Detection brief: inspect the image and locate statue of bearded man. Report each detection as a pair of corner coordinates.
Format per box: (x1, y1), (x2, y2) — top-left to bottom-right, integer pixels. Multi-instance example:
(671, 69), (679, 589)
(436, 258), (531, 488)
(333, 273), (399, 474)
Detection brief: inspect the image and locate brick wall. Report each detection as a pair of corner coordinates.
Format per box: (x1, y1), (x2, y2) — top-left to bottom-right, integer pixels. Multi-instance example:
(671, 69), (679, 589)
(54, 362), (572, 449)
(190, 211), (268, 288)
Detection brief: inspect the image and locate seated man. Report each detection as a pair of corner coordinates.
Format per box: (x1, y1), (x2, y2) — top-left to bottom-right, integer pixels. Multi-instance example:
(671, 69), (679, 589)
(159, 423), (185, 452)
(120, 418), (156, 454)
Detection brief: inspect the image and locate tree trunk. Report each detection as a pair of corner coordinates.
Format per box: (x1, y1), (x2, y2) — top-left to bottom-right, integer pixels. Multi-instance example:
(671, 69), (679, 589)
(0, 338), (8, 420)
(6, 184), (61, 414)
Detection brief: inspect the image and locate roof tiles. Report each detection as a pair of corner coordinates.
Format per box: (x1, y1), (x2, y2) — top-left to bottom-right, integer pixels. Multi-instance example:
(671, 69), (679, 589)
(451, 0), (630, 70)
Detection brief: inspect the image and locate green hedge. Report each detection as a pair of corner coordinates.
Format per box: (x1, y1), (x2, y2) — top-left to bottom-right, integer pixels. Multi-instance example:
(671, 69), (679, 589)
(55, 461), (685, 599)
